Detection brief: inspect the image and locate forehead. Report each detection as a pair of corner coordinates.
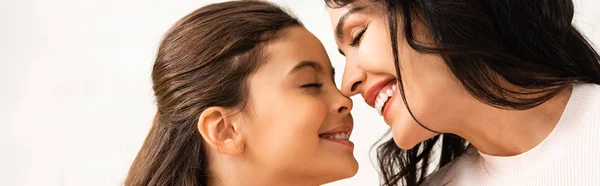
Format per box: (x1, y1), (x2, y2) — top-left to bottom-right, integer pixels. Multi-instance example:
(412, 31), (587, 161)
(258, 26), (331, 76)
(328, 5), (352, 27)
(327, 0), (373, 22)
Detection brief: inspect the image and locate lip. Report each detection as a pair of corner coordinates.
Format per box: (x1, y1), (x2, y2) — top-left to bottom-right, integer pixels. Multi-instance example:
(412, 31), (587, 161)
(321, 138), (355, 148)
(364, 77), (396, 108)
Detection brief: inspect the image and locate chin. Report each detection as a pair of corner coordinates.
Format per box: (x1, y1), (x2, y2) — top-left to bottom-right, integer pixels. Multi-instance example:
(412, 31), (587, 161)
(337, 157), (359, 177)
(325, 158), (359, 182)
(344, 159), (359, 177)
(393, 137), (420, 150)
(391, 122), (427, 150)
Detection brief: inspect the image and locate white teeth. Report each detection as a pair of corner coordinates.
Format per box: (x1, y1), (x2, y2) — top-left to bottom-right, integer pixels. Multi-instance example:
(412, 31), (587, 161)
(322, 132), (350, 140)
(381, 95), (389, 103)
(379, 92), (387, 99)
(379, 93), (388, 103)
(376, 99), (384, 107)
(343, 132), (350, 139)
(375, 87), (395, 116)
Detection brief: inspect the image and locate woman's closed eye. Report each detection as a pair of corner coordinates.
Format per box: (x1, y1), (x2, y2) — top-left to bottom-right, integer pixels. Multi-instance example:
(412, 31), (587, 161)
(350, 27), (367, 47)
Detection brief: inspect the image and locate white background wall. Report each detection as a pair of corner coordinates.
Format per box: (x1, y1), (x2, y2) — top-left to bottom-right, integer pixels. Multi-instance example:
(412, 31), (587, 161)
(0, 0), (598, 185)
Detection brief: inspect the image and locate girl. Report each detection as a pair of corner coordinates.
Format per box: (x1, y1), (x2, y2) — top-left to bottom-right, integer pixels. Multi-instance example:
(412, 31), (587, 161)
(324, 0), (600, 185)
(125, 1), (358, 185)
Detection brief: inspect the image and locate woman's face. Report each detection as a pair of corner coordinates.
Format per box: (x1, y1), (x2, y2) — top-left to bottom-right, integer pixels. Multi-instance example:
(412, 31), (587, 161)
(327, 3), (472, 149)
(241, 26), (358, 184)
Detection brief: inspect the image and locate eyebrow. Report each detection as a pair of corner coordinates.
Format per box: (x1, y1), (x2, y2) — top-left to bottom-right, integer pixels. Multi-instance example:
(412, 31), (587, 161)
(289, 61), (324, 74)
(289, 60), (336, 79)
(335, 6), (366, 43)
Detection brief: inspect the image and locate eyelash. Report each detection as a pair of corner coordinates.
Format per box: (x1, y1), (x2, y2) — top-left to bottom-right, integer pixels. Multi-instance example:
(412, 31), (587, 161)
(350, 27), (367, 47)
(301, 82), (323, 88)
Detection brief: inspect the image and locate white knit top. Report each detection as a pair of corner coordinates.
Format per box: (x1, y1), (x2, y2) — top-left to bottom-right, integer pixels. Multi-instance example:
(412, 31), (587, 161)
(423, 83), (600, 186)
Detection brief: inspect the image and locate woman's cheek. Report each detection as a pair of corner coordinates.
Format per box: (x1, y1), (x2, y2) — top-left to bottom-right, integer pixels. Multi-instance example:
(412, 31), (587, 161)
(358, 32), (396, 74)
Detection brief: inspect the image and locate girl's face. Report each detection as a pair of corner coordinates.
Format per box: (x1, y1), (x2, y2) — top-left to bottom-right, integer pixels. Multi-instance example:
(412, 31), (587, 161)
(241, 26), (358, 184)
(327, 3), (473, 149)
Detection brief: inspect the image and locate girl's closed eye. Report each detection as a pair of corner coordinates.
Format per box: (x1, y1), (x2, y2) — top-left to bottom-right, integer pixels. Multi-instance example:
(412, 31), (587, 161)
(301, 82), (324, 88)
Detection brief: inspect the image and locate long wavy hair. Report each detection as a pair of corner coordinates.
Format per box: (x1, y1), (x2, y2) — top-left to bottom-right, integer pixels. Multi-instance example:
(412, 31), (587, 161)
(124, 1), (300, 185)
(324, 0), (600, 185)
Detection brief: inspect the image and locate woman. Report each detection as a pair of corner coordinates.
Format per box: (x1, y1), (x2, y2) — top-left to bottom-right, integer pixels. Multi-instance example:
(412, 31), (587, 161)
(324, 0), (600, 185)
(125, 1), (358, 185)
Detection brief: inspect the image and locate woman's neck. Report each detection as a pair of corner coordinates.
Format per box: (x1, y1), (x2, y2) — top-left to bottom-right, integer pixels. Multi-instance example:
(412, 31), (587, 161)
(453, 85), (573, 156)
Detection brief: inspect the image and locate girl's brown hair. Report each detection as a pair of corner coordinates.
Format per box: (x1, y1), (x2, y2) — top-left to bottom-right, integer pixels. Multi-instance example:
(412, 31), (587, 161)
(124, 1), (300, 185)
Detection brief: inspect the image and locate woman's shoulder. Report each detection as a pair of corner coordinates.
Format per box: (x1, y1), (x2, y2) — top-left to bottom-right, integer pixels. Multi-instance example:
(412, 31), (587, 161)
(423, 83), (600, 186)
(574, 83), (600, 101)
(585, 83), (600, 112)
(421, 147), (483, 186)
(568, 83), (600, 122)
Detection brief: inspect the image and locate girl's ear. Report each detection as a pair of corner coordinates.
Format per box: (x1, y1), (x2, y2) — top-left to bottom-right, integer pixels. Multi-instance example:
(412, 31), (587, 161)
(197, 107), (245, 155)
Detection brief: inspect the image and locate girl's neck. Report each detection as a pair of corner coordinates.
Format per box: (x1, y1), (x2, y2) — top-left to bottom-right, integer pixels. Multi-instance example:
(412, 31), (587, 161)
(208, 157), (322, 186)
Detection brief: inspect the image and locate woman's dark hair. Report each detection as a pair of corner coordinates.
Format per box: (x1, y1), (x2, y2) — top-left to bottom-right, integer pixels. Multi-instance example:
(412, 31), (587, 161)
(325, 0), (600, 185)
(124, 1), (300, 185)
